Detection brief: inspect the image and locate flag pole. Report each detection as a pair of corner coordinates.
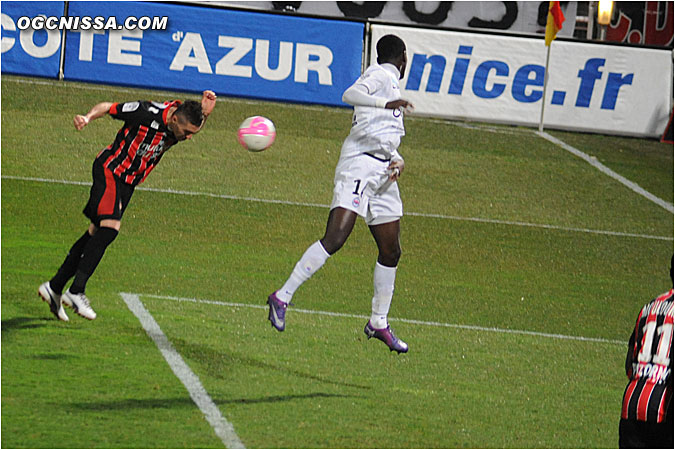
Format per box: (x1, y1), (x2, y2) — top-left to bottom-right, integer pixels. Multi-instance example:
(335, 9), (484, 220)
(538, 43), (551, 133)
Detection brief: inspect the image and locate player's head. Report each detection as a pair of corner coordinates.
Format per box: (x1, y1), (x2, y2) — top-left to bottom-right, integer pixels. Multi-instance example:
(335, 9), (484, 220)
(376, 34), (407, 79)
(170, 100), (203, 141)
(175, 100), (203, 127)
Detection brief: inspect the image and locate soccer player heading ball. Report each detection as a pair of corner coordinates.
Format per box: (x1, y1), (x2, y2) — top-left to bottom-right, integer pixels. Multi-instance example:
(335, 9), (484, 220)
(39, 90), (217, 321)
(267, 34), (414, 353)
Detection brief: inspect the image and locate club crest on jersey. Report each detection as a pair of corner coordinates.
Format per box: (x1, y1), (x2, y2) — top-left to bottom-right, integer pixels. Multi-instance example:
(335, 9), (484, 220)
(122, 101), (139, 112)
(352, 197), (360, 208)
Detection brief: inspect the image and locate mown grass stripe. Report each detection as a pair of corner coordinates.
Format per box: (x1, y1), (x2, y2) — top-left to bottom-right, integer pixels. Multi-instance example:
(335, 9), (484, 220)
(3, 174), (670, 241)
(121, 293), (245, 449)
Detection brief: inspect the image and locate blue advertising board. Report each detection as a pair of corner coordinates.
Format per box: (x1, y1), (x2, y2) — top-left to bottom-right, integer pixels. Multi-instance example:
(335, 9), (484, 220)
(1, 1), (64, 78)
(63, 1), (364, 106)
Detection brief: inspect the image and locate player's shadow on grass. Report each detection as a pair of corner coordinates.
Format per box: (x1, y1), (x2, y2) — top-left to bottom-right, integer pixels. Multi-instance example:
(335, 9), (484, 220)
(220, 392), (356, 405)
(31, 353), (73, 360)
(1, 317), (47, 337)
(68, 398), (199, 411)
(173, 338), (372, 391)
(2, 317), (74, 359)
(69, 392), (355, 411)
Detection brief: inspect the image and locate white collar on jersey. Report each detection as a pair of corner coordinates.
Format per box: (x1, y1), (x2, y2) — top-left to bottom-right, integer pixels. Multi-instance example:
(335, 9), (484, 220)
(380, 63), (401, 80)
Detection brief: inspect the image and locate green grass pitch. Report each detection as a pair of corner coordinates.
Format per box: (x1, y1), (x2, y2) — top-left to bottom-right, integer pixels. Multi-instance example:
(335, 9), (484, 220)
(1, 74), (672, 448)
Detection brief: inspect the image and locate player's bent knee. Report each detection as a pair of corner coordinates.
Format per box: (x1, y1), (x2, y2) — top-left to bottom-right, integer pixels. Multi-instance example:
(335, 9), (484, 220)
(320, 239), (341, 255)
(320, 235), (347, 255)
(379, 248), (401, 267)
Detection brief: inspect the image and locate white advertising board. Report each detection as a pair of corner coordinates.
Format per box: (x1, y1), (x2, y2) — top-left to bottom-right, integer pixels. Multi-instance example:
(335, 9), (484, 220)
(371, 25), (673, 137)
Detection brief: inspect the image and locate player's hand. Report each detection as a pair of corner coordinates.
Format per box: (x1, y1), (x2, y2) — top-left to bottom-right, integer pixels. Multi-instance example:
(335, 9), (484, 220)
(385, 99), (414, 114)
(201, 90), (217, 117)
(388, 159), (404, 181)
(73, 114), (89, 131)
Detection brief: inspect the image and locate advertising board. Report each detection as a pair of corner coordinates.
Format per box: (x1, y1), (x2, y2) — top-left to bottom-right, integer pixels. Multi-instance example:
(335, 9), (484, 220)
(62, 1), (364, 106)
(3, 2), (671, 137)
(1, 1), (64, 78)
(371, 24), (673, 137)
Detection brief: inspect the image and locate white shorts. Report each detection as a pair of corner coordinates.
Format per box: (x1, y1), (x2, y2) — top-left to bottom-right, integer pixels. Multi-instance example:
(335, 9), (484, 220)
(330, 153), (403, 226)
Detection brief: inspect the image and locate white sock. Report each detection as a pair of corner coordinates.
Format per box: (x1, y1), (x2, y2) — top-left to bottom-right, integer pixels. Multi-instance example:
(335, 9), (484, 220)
(277, 241), (330, 303)
(370, 262), (397, 329)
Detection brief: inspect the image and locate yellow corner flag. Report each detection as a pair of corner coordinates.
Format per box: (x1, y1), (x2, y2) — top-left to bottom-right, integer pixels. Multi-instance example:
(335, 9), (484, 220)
(545, 1), (566, 46)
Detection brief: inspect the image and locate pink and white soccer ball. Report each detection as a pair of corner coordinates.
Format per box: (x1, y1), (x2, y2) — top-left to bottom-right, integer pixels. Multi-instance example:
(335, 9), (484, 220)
(237, 116), (276, 152)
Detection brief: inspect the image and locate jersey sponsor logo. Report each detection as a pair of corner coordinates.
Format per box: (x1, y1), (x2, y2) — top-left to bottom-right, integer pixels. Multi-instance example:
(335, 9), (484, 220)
(122, 101), (139, 112)
(352, 197), (360, 208)
(150, 120), (160, 130)
(136, 139), (166, 158)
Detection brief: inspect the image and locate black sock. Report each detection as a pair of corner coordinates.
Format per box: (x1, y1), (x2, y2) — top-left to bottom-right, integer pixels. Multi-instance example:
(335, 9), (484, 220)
(69, 227), (118, 294)
(50, 231), (92, 294)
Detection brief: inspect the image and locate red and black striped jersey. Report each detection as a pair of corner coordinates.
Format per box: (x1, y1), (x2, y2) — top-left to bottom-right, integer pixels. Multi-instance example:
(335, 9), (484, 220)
(622, 289), (673, 423)
(96, 100), (181, 186)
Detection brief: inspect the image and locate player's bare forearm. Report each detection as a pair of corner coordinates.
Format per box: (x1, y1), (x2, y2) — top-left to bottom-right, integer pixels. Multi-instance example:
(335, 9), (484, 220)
(200, 90), (217, 126)
(385, 99), (415, 114)
(74, 102), (113, 131)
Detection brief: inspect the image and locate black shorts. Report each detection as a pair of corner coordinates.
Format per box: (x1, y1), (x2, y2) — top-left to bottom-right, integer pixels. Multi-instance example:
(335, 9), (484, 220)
(619, 417), (673, 448)
(83, 160), (135, 227)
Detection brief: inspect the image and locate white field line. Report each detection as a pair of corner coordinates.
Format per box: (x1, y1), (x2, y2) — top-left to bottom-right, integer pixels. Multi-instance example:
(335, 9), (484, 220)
(3, 174), (672, 241)
(139, 293), (625, 346)
(537, 131), (674, 214)
(121, 293), (245, 449)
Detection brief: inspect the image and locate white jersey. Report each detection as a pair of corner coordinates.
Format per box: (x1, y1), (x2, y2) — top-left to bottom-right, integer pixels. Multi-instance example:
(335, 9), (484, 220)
(340, 63), (405, 162)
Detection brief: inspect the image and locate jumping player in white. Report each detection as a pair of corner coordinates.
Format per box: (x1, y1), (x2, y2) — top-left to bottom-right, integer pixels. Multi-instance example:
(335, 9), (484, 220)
(267, 34), (414, 353)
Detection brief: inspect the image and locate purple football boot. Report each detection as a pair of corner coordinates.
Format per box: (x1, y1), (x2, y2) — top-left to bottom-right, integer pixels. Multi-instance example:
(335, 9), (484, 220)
(267, 291), (289, 331)
(364, 321), (409, 354)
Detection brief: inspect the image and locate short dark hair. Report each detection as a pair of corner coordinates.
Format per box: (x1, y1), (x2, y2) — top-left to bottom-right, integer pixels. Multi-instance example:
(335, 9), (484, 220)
(175, 100), (203, 126)
(376, 34), (406, 63)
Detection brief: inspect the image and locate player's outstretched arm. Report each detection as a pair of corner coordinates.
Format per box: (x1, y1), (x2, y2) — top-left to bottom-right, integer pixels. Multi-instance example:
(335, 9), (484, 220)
(343, 85), (415, 114)
(73, 102), (114, 131)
